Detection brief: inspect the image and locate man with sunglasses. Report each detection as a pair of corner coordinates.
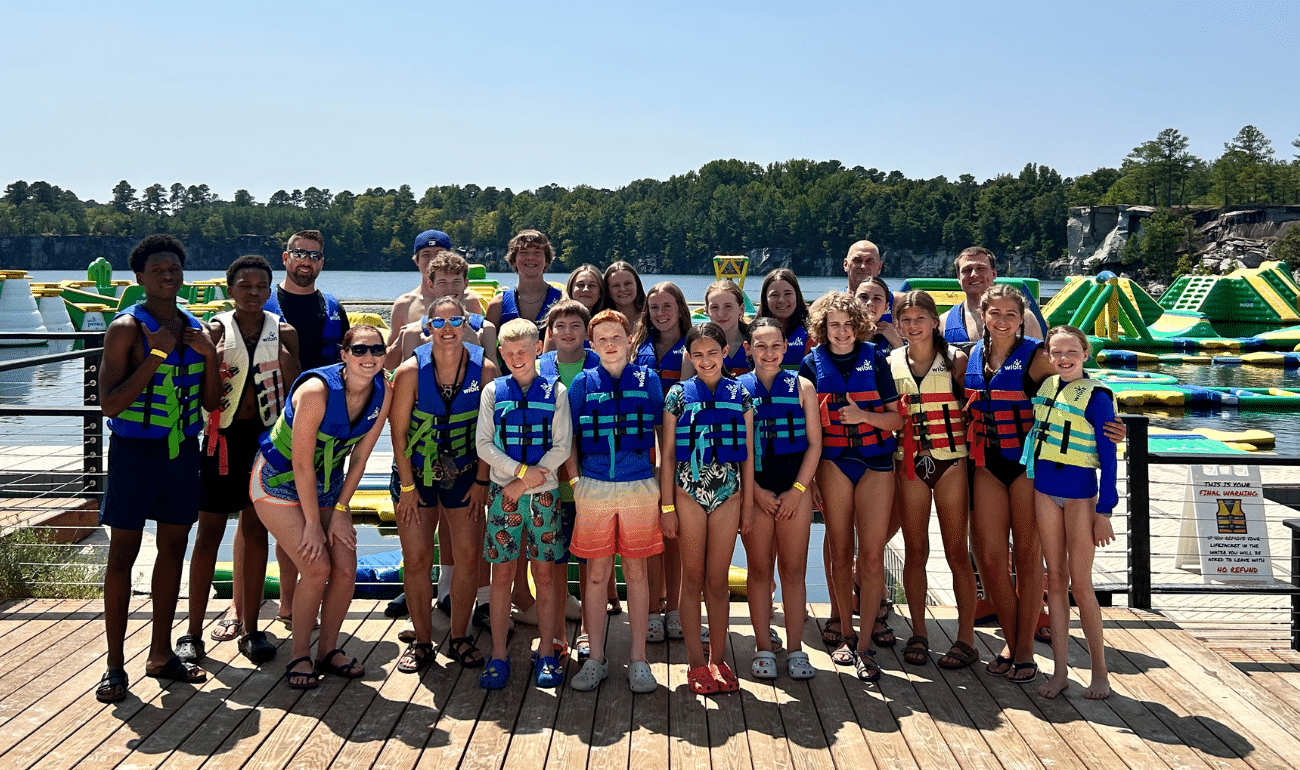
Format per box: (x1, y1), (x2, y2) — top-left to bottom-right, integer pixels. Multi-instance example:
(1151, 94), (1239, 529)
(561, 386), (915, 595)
(264, 229), (350, 372)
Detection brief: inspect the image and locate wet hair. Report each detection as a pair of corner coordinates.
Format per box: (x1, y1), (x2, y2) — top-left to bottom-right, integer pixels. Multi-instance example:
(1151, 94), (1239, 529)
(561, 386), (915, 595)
(979, 283), (1028, 375)
(954, 245), (995, 273)
(130, 234), (187, 273)
(756, 268), (809, 336)
(506, 229), (554, 268)
(684, 322), (735, 378)
(588, 308), (632, 339)
(341, 324), (382, 348)
(225, 254), (271, 287)
(286, 229), (323, 252)
(545, 298), (592, 331)
(634, 282), (692, 350)
(747, 316), (786, 343)
(427, 251), (469, 279)
(1045, 325), (1092, 358)
(807, 291), (873, 346)
(565, 264), (605, 312)
(602, 261), (646, 316)
(894, 290), (948, 360)
(499, 317), (540, 345)
(703, 279), (750, 338)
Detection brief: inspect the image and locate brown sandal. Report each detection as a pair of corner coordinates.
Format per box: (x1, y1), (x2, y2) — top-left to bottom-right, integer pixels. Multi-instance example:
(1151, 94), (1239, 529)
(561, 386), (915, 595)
(937, 640), (980, 670)
(822, 617), (843, 647)
(902, 636), (929, 666)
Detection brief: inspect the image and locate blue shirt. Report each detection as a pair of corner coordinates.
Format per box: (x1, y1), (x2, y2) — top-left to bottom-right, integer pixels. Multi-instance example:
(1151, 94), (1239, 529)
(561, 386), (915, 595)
(1031, 389), (1119, 513)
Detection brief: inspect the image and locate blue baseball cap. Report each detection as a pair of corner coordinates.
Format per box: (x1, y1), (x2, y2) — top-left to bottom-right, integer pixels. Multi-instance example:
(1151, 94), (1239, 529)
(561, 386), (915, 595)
(414, 230), (452, 253)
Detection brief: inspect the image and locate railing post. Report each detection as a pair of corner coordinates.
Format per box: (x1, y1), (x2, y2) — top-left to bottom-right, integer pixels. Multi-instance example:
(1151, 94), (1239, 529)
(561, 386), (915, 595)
(1126, 415), (1152, 610)
(83, 333), (104, 494)
(1286, 519), (1300, 652)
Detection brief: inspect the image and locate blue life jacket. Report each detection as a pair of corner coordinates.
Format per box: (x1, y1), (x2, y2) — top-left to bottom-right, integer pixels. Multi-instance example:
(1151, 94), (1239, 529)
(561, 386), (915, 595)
(724, 344), (751, 377)
(260, 363), (386, 489)
(264, 287), (344, 364)
(781, 325), (809, 370)
(635, 337), (685, 395)
(107, 303), (206, 459)
(811, 343), (895, 459)
(492, 374), (560, 465)
(739, 369), (808, 471)
(538, 349), (599, 379)
(964, 337), (1040, 466)
(405, 342), (484, 484)
(943, 303), (974, 345)
(500, 285), (564, 329)
(674, 377), (749, 478)
(576, 364), (660, 477)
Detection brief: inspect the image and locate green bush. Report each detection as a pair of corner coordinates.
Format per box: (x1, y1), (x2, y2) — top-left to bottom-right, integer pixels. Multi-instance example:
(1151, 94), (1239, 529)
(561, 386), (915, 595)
(0, 527), (104, 599)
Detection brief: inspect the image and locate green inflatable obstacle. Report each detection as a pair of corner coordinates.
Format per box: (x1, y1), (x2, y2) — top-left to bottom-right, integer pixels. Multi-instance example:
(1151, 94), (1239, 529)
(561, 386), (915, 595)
(1157, 261), (1300, 336)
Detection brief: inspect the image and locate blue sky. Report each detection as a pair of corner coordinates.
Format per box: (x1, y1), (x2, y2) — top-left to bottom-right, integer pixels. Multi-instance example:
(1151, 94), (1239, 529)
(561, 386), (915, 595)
(3, 1), (1296, 203)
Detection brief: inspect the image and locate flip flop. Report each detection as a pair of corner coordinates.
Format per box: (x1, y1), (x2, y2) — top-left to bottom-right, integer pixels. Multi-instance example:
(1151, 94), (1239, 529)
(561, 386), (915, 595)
(209, 618), (244, 642)
(1009, 661), (1040, 684)
(985, 654), (1013, 677)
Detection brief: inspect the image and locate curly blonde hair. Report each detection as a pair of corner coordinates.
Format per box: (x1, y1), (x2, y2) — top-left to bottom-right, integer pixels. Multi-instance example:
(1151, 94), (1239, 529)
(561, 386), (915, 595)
(807, 291), (874, 346)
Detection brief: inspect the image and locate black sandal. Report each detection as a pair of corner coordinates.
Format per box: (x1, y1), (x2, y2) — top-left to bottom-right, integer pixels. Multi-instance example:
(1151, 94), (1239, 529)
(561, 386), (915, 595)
(146, 655), (207, 683)
(1009, 661), (1039, 684)
(937, 640), (980, 670)
(96, 668), (129, 703)
(285, 656), (319, 690)
(397, 642), (436, 674)
(902, 635), (929, 666)
(854, 649), (881, 682)
(448, 636), (485, 669)
(831, 633), (858, 666)
(315, 648), (365, 679)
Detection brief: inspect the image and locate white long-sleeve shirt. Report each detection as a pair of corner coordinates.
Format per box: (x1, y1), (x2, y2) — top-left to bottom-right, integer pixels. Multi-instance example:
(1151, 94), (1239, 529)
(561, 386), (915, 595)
(475, 377), (571, 492)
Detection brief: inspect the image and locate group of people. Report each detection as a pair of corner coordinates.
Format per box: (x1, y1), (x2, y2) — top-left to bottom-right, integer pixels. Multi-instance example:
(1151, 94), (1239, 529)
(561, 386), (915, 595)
(94, 229), (1121, 706)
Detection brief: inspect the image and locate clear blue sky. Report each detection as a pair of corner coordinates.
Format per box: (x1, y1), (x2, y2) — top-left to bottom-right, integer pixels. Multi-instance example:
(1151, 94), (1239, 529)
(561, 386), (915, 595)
(4, 1), (1296, 203)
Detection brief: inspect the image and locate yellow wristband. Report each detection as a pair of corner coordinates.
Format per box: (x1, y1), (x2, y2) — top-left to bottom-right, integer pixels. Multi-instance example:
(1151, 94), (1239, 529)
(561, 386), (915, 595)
(660, 504), (676, 513)
(335, 502), (351, 513)
(792, 481), (807, 494)
(399, 483), (416, 493)
(516, 464), (529, 479)
(148, 348), (167, 359)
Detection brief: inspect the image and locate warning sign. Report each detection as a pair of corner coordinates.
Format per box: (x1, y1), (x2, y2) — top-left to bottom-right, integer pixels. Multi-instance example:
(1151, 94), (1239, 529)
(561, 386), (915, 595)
(1175, 465), (1273, 583)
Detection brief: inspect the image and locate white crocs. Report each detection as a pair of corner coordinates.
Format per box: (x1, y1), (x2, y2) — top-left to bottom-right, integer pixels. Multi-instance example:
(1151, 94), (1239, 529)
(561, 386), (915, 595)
(751, 650), (778, 680)
(570, 658), (608, 691)
(787, 650), (815, 680)
(646, 614), (666, 643)
(665, 610), (683, 639)
(628, 660), (657, 693)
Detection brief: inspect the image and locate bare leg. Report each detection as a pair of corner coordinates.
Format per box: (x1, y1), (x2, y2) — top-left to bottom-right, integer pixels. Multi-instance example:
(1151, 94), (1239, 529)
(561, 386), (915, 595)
(149, 522), (194, 670)
(854, 470), (895, 653)
(818, 460), (858, 642)
(741, 499), (776, 653)
(511, 551), (534, 612)
(1036, 492), (1071, 699)
(237, 505), (269, 633)
(395, 505), (439, 644)
(256, 500), (330, 677)
(623, 556), (650, 662)
(532, 560), (559, 659)
(583, 556), (614, 662)
(663, 534), (682, 613)
(489, 559), (518, 661)
(703, 496), (742, 666)
(775, 489), (813, 653)
(276, 543), (298, 619)
(187, 511), (227, 638)
(1063, 498), (1109, 699)
(896, 469), (933, 642)
(1010, 474), (1043, 665)
(315, 507), (358, 670)
(971, 468), (1017, 672)
(103, 527), (143, 670)
(674, 488), (710, 670)
(445, 506), (486, 638)
(933, 460), (975, 647)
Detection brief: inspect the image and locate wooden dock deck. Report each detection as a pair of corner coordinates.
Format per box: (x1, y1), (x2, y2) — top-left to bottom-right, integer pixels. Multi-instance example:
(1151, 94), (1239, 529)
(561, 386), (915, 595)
(2, 599), (1300, 770)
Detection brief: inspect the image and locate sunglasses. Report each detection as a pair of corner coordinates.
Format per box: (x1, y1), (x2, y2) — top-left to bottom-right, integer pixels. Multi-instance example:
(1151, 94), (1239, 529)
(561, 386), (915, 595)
(288, 249), (324, 262)
(346, 344), (386, 357)
(428, 315), (466, 329)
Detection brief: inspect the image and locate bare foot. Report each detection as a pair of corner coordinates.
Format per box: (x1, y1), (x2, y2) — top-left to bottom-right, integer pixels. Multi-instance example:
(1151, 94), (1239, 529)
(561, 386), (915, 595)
(1038, 675), (1069, 699)
(1084, 676), (1111, 700)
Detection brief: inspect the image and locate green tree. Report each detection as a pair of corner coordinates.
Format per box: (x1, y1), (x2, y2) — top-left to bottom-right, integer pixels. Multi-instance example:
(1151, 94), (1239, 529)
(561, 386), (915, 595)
(110, 180), (136, 213)
(1224, 124), (1275, 202)
(1131, 208), (1191, 279)
(1271, 225), (1300, 267)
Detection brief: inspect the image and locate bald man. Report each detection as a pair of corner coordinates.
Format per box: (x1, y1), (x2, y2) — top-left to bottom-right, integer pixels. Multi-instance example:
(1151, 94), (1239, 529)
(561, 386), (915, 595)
(843, 240), (881, 294)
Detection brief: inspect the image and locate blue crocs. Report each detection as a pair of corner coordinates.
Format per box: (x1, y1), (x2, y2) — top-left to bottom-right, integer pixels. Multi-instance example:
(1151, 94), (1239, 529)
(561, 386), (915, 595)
(534, 655), (564, 688)
(479, 657), (510, 690)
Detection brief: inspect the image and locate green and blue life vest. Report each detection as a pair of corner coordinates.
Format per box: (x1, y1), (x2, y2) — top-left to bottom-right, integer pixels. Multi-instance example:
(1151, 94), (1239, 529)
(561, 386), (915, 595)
(404, 342), (484, 485)
(107, 303), (206, 459)
(1021, 375), (1115, 475)
(260, 364), (386, 489)
(738, 369), (808, 472)
(492, 374), (560, 465)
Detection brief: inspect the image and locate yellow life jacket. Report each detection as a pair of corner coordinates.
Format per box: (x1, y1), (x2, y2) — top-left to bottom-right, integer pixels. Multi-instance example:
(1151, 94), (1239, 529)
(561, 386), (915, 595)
(889, 346), (967, 465)
(1023, 376), (1115, 470)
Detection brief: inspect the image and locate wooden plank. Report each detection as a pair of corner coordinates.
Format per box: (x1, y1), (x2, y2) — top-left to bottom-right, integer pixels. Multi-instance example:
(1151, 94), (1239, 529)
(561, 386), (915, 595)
(1236, 648), (1300, 715)
(504, 613), (578, 766)
(665, 605), (710, 770)
(729, 611), (791, 770)
(542, 614), (599, 770)
(457, 618), (534, 770)
(411, 630), (492, 770)
(0, 598), (38, 642)
(761, 609), (835, 770)
(0, 600), (94, 684)
(629, 612), (672, 770)
(706, 614), (753, 770)
(585, 608), (635, 770)
(0, 600), (97, 710)
(805, 605), (923, 770)
(1102, 612), (1284, 770)
(1117, 610), (1300, 769)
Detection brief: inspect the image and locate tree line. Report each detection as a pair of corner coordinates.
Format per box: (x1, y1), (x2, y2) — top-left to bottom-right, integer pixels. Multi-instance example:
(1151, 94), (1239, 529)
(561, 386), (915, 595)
(2, 124), (1296, 278)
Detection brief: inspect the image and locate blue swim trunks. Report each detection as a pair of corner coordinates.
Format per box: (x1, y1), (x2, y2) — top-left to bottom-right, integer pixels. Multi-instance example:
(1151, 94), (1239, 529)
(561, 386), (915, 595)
(99, 433), (201, 530)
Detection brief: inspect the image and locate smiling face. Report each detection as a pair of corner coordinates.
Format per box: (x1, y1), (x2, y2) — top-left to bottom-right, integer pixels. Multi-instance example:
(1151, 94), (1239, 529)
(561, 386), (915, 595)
(896, 306), (938, 347)
(590, 320), (629, 368)
(647, 289), (680, 335)
(512, 245), (548, 279)
(548, 314), (587, 356)
(745, 325), (786, 375)
(137, 251), (184, 301)
(957, 253), (995, 297)
(606, 269), (638, 311)
(687, 335), (727, 381)
(500, 337), (542, 378)
(340, 327), (384, 379)
(282, 236), (323, 289)
(428, 270), (467, 303)
(982, 297), (1023, 342)
(843, 242), (881, 287)
(428, 302), (465, 350)
(706, 290), (741, 333)
(856, 282), (889, 323)
(1047, 332), (1088, 381)
(569, 272), (603, 312)
(764, 279), (797, 322)
(230, 267), (271, 314)
(825, 310), (858, 354)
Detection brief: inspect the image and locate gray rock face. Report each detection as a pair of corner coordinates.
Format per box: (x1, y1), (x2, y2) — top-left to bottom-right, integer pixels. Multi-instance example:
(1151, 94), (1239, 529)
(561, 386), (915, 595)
(1062, 205), (1155, 276)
